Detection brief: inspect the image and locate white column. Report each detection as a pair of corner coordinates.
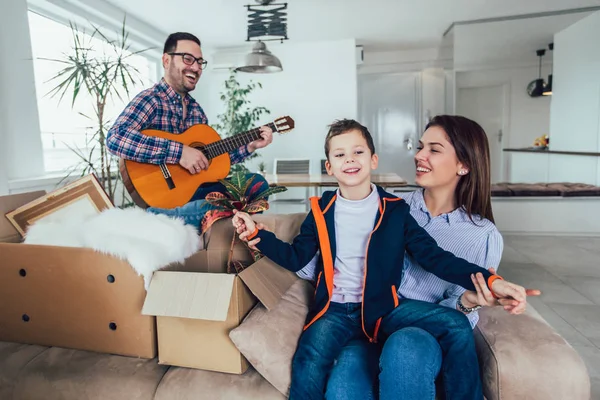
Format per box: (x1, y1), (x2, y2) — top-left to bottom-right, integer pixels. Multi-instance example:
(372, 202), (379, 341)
(548, 11), (600, 185)
(0, 0), (45, 188)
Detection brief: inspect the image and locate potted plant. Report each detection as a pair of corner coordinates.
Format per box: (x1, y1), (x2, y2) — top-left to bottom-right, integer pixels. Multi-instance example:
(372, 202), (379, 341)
(44, 18), (151, 207)
(200, 171), (286, 273)
(258, 161), (267, 175)
(211, 70), (270, 175)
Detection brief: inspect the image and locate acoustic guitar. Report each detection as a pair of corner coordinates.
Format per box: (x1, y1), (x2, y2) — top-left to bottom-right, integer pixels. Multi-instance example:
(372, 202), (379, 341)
(120, 116), (295, 209)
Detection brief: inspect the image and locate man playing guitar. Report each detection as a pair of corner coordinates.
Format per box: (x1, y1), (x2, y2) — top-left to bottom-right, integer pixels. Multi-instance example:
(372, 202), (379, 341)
(106, 32), (273, 224)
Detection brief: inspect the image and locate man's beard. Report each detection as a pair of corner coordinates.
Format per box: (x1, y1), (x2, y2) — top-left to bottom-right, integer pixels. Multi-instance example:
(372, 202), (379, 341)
(169, 68), (195, 94)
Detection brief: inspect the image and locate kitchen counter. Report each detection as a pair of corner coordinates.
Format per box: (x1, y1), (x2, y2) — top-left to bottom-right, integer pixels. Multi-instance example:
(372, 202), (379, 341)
(503, 148), (600, 157)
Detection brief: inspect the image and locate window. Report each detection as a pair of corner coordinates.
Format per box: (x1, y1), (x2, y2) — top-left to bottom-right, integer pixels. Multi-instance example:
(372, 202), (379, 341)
(28, 11), (157, 173)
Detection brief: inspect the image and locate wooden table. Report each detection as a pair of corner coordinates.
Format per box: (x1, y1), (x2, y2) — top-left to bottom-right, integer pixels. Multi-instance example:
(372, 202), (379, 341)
(264, 173), (407, 210)
(265, 173), (407, 199)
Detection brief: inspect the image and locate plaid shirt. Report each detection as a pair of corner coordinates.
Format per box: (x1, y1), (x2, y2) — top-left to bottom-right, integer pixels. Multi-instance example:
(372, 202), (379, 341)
(106, 78), (250, 165)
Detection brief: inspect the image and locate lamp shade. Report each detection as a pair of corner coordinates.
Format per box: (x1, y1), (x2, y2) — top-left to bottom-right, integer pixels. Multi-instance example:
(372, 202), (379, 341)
(235, 41), (282, 73)
(543, 74), (553, 96)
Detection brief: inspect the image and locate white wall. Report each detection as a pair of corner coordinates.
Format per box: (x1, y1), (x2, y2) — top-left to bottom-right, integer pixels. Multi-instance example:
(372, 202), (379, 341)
(548, 10), (600, 185)
(421, 68), (446, 123)
(0, 114), (7, 194)
(196, 39), (358, 175)
(456, 66), (552, 182)
(456, 66), (552, 149)
(550, 9), (600, 153)
(358, 47), (452, 75)
(0, 0), (45, 195)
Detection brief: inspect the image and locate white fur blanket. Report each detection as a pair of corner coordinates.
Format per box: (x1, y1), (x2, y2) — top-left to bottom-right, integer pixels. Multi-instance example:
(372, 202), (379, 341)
(24, 208), (201, 289)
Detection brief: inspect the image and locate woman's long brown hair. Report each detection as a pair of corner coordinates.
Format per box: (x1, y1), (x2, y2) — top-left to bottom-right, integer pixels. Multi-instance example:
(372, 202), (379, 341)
(425, 115), (495, 223)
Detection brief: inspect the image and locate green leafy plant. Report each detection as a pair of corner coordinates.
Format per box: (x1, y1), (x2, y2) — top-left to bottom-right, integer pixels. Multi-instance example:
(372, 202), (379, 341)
(200, 171), (286, 274)
(211, 70), (270, 175)
(44, 18), (151, 206)
(258, 161), (267, 174)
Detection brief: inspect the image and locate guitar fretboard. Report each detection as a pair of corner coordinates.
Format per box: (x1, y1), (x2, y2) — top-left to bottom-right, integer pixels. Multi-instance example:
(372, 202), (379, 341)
(202, 122), (277, 160)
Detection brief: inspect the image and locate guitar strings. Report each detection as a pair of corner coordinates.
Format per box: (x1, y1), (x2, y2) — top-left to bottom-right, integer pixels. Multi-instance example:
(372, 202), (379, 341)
(202, 123), (276, 159)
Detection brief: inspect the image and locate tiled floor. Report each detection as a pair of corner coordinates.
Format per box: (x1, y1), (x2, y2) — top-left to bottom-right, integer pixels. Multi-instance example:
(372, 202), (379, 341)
(500, 235), (600, 399)
(266, 203), (600, 398)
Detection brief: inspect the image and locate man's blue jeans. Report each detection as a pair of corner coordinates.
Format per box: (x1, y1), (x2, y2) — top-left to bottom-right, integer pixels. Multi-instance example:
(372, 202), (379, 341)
(325, 328), (443, 400)
(290, 299), (481, 400)
(146, 173), (270, 230)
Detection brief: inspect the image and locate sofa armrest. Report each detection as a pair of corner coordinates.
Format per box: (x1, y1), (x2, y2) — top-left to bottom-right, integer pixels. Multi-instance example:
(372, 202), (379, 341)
(474, 306), (590, 400)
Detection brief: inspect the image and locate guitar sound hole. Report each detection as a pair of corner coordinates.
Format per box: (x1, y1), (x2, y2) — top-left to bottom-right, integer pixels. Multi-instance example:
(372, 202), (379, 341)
(190, 143), (209, 159)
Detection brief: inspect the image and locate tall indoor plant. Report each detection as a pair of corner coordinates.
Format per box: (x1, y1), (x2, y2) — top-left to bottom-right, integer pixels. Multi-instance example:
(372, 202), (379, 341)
(211, 70), (270, 174)
(44, 19), (150, 206)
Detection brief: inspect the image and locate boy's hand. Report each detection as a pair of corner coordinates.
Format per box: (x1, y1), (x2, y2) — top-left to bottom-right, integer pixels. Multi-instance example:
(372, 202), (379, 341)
(232, 210), (257, 240)
(491, 278), (541, 315)
(235, 221), (268, 250)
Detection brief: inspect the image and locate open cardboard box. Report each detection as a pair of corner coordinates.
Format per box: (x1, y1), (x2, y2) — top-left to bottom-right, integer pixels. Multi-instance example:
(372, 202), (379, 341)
(141, 215), (306, 374)
(1, 185), (307, 374)
(0, 190), (157, 358)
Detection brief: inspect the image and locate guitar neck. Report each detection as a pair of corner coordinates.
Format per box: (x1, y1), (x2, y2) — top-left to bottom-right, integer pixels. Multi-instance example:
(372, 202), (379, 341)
(204, 122), (277, 160)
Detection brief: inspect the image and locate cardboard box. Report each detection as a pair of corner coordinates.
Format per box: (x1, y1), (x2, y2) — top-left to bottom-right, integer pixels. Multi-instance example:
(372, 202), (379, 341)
(142, 269), (257, 374)
(1, 188), (306, 371)
(141, 215), (303, 374)
(0, 191), (157, 359)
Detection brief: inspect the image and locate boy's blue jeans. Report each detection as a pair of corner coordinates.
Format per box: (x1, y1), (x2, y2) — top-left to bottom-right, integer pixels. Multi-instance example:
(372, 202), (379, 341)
(290, 299), (482, 400)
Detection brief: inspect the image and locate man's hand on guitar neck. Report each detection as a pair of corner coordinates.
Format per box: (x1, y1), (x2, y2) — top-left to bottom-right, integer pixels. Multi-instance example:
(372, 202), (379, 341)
(180, 145), (209, 174)
(179, 125), (272, 174)
(247, 126), (274, 152)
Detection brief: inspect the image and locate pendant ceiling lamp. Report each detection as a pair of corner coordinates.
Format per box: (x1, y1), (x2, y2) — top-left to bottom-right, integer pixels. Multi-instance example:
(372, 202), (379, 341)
(526, 49), (547, 98)
(236, 40), (283, 73)
(543, 43), (554, 96)
(235, 0), (288, 74)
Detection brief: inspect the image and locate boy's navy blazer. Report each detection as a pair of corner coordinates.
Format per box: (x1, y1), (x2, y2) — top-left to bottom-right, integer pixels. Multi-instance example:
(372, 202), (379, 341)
(253, 185), (495, 341)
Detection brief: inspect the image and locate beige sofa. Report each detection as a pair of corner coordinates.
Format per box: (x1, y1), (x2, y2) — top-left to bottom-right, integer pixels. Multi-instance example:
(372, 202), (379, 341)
(0, 213), (591, 400)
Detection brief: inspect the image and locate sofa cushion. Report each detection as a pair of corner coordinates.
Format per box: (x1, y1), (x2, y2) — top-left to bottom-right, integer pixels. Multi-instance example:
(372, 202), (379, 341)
(547, 182), (600, 197)
(507, 183), (561, 197)
(12, 346), (168, 400)
(490, 182), (512, 197)
(229, 279), (313, 397)
(0, 342), (48, 400)
(153, 365), (285, 400)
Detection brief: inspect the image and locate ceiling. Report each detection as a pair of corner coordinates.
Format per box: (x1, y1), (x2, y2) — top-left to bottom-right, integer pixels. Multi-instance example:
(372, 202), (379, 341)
(453, 12), (593, 70)
(103, 0), (600, 50)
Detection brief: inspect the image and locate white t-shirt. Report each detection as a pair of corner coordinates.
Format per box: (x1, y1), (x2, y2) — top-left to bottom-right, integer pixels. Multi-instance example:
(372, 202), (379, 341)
(330, 184), (380, 303)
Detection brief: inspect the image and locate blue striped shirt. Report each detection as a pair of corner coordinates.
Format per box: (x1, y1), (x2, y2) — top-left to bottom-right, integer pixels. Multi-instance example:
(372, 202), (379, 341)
(397, 189), (503, 327)
(297, 189), (503, 328)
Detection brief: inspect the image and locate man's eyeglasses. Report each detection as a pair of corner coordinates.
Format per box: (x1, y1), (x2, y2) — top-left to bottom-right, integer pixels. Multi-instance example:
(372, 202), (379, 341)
(168, 52), (208, 70)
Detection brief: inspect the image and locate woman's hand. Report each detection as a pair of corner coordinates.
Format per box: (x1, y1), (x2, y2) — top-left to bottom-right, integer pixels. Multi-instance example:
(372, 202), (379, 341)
(461, 269), (501, 308)
(461, 268), (524, 312)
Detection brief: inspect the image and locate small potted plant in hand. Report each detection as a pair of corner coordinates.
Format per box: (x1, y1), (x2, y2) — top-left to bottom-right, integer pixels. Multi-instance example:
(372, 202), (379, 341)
(200, 171), (286, 273)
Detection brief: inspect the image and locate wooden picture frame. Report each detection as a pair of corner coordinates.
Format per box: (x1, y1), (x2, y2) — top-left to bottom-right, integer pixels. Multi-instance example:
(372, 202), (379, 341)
(5, 174), (114, 237)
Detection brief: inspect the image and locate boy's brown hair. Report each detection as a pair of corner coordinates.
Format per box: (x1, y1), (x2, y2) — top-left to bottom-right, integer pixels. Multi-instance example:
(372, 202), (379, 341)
(324, 119), (376, 159)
